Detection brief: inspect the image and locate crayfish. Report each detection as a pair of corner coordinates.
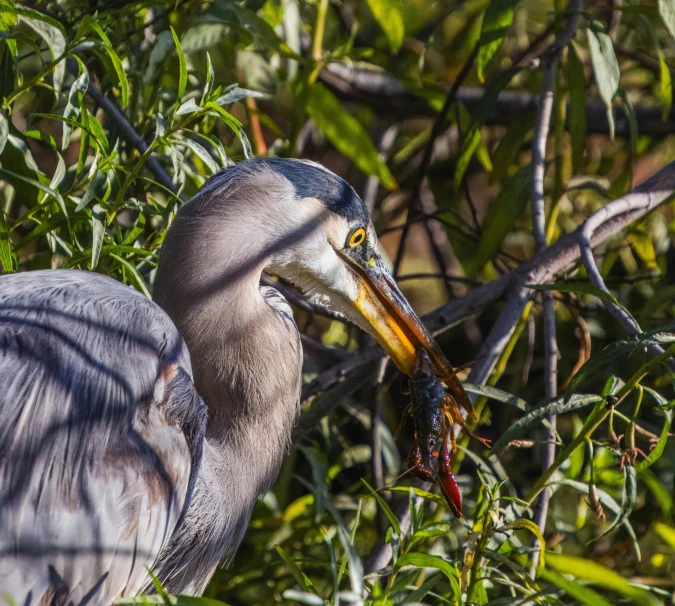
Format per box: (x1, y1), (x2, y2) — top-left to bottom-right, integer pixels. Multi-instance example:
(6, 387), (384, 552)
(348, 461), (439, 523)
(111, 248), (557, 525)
(402, 350), (489, 518)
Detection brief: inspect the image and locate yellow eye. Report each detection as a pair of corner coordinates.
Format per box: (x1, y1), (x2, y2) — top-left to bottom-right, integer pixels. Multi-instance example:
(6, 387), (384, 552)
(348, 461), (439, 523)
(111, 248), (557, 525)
(348, 227), (366, 247)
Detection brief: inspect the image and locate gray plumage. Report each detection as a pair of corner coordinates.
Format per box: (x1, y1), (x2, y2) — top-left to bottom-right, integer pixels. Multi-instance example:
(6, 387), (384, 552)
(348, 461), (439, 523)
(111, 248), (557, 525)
(0, 158), (445, 604)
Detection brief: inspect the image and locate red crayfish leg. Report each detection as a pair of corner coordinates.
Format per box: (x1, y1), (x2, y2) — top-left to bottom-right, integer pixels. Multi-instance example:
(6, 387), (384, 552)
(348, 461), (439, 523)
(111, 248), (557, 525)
(438, 471), (462, 518)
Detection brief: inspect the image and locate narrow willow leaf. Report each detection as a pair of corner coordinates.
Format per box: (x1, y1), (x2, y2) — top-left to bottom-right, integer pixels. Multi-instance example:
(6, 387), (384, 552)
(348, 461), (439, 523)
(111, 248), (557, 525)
(364, 0), (405, 53)
(396, 552), (461, 597)
(464, 383), (530, 411)
(203, 52), (215, 102)
(636, 409), (672, 472)
(0, 207), (13, 272)
(475, 165), (530, 268)
(182, 139), (219, 175)
(14, 8), (66, 91)
(0, 167), (65, 215)
(586, 20), (619, 138)
(171, 26), (187, 102)
(564, 332), (673, 399)
(659, 51), (672, 120)
(659, 0), (675, 40)
(489, 395), (602, 453)
(230, 6), (302, 59)
(215, 86), (264, 105)
(385, 485), (448, 508)
(62, 60), (89, 150)
(0, 108), (7, 155)
(360, 478), (401, 537)
(591, 465), (637, 544)
(307, 84), (397, 189)
(568, 43), (587, 173)
(335, 523), (363, 597)
(110, 254), (150, 298)
(640, 470), (673, 519)
(538, 568), (614, 606)
(144, 30), (174, 85)
(476, 0), (519, 82)
(280, 590), (324, 605)
(85, 19), (129, 107)
(91, 204), (105, 270)
(176, 99), (202, 116)
(654, 522), (675, 547)
(405, 574), (442, 604)
(545, 553), (661, 606)
(557, 478), (640, 557)
(275, 545), (313, 592)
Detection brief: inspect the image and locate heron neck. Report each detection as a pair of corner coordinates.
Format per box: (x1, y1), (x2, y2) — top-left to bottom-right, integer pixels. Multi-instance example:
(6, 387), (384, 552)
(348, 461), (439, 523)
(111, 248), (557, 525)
(152, 220), (302, 593)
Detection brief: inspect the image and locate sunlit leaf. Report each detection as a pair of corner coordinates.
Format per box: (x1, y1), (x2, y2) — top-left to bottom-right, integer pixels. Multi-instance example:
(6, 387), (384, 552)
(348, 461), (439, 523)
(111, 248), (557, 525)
(490, 394), (602, 453)
(544, 553), (661, 606)
(307, 84), (396, 189)
(171, 26), (187, 102)
(538, 567), (613, 606)
(477, 0), (519, 82)
(361, 478), (401, 537)
(364, 0), (405, 53)
(586, 20), (619, 138)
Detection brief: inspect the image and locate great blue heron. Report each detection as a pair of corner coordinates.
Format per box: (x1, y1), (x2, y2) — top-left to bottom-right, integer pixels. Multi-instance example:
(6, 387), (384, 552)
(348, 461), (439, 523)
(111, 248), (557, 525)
(0, 158), (470, 603)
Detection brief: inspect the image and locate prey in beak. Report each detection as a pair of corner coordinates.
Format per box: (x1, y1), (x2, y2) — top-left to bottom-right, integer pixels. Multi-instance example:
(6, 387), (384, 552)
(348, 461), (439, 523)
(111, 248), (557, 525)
(338, 240), (476, 423)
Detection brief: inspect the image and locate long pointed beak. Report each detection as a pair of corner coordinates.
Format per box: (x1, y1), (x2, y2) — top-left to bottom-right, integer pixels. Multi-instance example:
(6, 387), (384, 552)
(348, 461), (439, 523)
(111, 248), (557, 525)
(340, 248), (475, 419)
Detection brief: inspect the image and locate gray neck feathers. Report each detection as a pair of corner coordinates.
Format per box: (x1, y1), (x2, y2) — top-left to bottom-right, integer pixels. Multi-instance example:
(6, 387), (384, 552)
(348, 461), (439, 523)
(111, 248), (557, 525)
(151, 174), (302, 593)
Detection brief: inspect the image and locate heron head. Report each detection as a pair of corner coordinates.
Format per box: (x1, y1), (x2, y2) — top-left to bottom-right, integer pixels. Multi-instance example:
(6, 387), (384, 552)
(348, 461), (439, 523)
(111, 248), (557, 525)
(252, 158), (471, 412)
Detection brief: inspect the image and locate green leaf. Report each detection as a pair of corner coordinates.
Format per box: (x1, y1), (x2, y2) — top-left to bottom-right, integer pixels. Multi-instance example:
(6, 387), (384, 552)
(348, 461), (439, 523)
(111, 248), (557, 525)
(360, 478), (401, 537)
(91, 203), (105, 270)
(0, 206), (13, 272)
(490, 112), (535, 183)
(144, 30), (175, 85)
(489, 394), (603, 453)
(0, 166), (65, 214)
(659, 0), (675, 40)
(659, 52), (672, 121)
(307, 84), (396, 189)
(586, 20), (619, 138)
(203, 51), (215, 101)
(176, 99), (202, 116)
(477, 0), (519, 82)
(110, 254), (150, 298)
(85, 19), (129, 108)
(275, 545), (314, 593)
(171, 26), (187, 102)
(565, 331), (675, 399)
(10, 6), (66, 91)
(568, 43), (587, 173)
(544, 553), (661, 606)
(215, 86), (264, 105)
(538, 568), (614, 606)
(654, 522), (675, 547)
(636, 409), (672, 472)
(364, 0), (405, 53)
(395, 553), (460, 597)
(474, 165), (530, 268)
(280, 590), (324, 605)
(0, 109), (7, 155)
(592, 465), (637, 542)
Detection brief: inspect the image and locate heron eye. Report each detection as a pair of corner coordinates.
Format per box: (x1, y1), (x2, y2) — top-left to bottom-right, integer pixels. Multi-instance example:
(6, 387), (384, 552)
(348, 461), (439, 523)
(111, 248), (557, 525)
(348, 227), (366, 248)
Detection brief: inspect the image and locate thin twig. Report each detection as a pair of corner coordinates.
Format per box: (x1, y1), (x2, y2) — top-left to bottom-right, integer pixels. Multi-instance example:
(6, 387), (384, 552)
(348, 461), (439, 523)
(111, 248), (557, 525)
(525, 0), (583, 573)
(364, 126), (399, 213)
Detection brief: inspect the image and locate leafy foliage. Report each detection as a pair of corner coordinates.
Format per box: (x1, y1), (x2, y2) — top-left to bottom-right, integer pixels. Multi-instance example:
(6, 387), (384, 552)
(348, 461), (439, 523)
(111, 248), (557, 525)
(2, 0), (675, 604)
